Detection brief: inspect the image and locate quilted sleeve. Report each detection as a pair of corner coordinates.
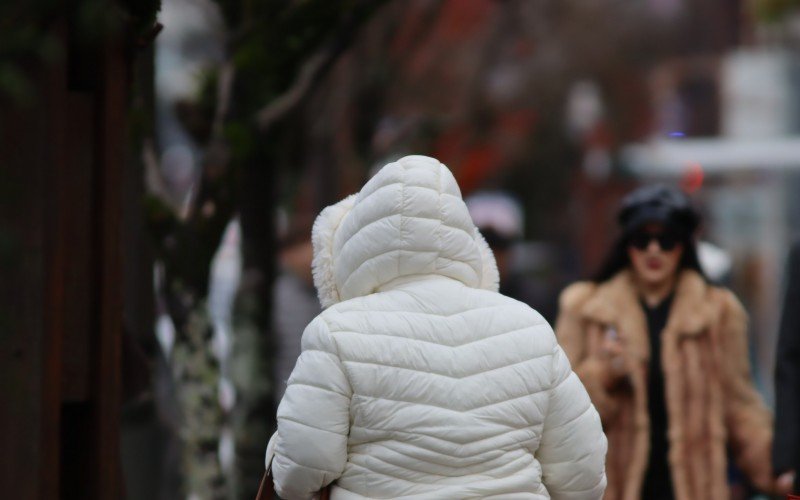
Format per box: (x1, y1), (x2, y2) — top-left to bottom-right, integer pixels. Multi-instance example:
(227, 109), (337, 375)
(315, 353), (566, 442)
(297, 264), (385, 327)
(539, 343), (607, 500)
(272, 316), (353, 500)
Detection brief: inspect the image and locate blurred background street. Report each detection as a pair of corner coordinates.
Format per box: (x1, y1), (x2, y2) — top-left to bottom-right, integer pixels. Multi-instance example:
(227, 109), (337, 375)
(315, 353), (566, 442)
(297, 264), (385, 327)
(3, 0), (800, 498)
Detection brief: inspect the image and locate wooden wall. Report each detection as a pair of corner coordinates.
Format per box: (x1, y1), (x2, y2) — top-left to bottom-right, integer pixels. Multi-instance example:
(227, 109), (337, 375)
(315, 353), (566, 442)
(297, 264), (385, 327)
(0, 9), (134, 499)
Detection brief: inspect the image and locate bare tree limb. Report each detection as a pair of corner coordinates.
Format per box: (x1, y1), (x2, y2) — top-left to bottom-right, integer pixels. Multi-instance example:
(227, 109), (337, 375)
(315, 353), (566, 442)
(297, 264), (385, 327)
(255, 47), (334, 132)
(212, 60), (236, 140)
(143, 138), (185, 216)
(255, 0), (385, 133)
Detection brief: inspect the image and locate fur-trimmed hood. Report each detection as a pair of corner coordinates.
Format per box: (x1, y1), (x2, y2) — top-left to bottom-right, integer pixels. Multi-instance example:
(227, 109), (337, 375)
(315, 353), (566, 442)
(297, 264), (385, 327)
(273, 162), (607, 498)
(311, 155), (499, 308)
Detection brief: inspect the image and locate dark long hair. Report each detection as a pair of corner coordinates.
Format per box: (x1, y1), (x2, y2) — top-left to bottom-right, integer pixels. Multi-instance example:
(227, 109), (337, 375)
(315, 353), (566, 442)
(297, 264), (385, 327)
(592, 231), (707, 283)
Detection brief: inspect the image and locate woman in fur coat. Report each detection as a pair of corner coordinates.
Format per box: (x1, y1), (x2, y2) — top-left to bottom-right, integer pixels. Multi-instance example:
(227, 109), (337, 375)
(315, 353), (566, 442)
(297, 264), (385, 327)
(555, 185), (793, 500)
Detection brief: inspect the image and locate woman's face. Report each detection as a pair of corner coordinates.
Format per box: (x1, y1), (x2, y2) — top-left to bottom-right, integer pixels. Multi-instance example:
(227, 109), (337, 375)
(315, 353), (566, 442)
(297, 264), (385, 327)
(626, 223), (684, 286)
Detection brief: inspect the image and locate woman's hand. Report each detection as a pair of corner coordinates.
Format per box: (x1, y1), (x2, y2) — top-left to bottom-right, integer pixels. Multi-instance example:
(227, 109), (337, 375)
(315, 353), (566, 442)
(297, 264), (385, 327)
(583, 327), (632, 390)
(597, 327), (632, 388)
(580, 325), (636, 391)
(602, 334), (628, 378)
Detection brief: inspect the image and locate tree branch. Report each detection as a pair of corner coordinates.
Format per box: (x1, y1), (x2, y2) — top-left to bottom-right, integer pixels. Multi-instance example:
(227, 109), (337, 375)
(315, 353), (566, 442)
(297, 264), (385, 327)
(143, 138), (186, 216)
(255, 1), (384, 133)
(212, 61), (236, 141)
(255, 46), (336, 132)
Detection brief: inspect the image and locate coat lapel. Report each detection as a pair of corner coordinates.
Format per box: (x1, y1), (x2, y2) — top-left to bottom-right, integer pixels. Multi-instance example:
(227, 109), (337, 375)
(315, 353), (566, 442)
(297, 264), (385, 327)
(663, 271), (715, 338)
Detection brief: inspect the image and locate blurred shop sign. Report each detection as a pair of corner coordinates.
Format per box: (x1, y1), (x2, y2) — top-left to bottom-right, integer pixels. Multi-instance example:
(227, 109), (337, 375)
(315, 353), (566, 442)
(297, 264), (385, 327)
(622, 136), (800, 176)
(721, 49), (800, 139)
(623, 48), (800, 177)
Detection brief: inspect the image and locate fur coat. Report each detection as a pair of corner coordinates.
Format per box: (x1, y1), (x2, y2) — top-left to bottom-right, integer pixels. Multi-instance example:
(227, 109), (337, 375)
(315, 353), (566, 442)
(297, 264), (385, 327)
(556, 270), (773, 500)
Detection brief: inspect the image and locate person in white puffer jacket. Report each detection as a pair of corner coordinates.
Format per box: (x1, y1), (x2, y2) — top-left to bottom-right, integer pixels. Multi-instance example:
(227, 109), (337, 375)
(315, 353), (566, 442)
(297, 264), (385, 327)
(267, 155), (607, 499)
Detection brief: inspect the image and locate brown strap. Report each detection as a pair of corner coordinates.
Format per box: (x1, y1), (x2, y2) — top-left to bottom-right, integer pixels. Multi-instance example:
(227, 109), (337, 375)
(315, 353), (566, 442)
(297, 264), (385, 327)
(319, 484), (331, 500)
(255, 468), (332, 500)
(255, 471), (273, 500)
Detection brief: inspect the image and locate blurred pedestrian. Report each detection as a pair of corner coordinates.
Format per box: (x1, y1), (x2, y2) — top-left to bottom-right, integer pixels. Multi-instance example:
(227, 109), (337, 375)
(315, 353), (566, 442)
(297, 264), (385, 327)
(555, 184), (792, 500)
(466, 191), (559, 320)
(465, 191), (524, 284)
(773, 240), (800, 493)
(273, 215), (320, 401)
(265, 155), (607, 499)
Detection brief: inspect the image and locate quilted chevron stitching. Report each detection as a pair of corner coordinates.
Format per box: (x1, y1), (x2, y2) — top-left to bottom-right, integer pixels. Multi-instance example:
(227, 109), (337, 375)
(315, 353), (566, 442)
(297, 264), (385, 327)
(330, 323), (546, 349)
(342, 352), (551, 381)
(353, 390), (546, 415)
(279, 415), (348, 436)
(331, 303), (528, 318)
(350, 423), (539, 451)
(353, 442), (512, 471)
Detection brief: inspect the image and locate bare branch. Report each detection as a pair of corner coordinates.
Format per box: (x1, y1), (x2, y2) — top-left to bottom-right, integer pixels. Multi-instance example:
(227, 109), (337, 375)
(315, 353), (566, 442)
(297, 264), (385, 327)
(212, 61), (236, 140)
(254, 0), (386, 133)
(189, 60), (236, 222)
(255, 48), (332, 132)
(143, 138), (183, 215)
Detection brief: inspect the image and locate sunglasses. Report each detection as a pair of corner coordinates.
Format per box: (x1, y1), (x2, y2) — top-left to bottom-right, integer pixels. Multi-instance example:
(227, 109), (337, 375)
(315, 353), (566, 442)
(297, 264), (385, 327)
(628, 231), (680, 251)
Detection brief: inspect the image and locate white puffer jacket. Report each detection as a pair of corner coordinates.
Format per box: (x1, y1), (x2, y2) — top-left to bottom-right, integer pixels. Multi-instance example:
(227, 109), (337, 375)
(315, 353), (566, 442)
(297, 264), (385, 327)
(269, 156), (607, 499)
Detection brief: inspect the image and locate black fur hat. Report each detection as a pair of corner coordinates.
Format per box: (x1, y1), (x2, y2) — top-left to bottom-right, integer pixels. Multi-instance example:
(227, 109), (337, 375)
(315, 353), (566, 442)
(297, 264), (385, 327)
(617, 184), (700, 236)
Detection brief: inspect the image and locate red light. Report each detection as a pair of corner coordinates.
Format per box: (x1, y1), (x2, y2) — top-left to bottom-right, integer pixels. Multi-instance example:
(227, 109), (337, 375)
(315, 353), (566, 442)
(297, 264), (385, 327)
(681, 161), (704, 193)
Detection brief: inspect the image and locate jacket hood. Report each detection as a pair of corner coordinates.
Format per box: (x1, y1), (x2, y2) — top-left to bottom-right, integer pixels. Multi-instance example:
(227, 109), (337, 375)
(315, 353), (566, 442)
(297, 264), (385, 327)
(311, 155), (499, 308)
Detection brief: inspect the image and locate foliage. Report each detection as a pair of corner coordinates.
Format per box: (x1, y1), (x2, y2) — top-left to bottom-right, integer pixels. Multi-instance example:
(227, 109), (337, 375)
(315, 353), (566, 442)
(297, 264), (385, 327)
(0, 0), (161, 105)
(0, 1), (61, 104)
(753, 0), (800, 23)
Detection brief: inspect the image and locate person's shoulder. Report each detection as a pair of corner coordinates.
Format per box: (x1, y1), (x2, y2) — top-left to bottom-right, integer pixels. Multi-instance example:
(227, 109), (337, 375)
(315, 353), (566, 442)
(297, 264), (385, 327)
(558, 281), (597, 313)
(316, 295), (370, 322)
